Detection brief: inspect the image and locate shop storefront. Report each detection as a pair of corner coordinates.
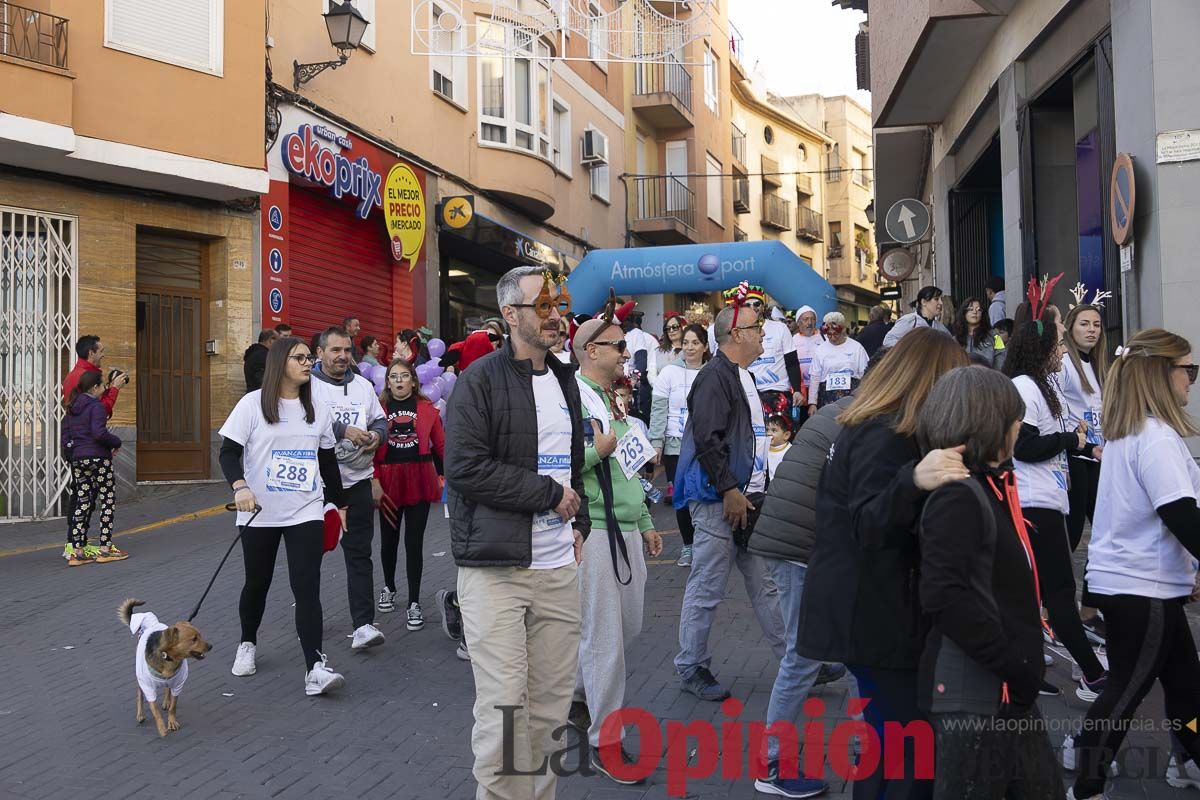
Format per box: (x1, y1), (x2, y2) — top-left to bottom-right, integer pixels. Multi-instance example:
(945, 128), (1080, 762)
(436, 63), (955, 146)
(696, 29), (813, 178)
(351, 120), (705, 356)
(261, 105), (429, 348)
(436, 200), (572, 340)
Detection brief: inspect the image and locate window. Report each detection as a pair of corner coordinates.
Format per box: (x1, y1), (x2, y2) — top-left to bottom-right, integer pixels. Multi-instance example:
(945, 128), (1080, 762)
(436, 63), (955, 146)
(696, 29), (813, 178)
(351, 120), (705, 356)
(478, 21), (553, 158)
(323, 0), (376, 53)
(763, 125), (774, 145)
(703, 42), (718, 112)
(590, 162), (610, 203)
(430, 2), (467, 107)
(552, 98), (571, 175)
(852, 148), (867, 185)
(706, 153), (723, 225)
(587, 2), (608, 68)
(105, 0), (223, 75)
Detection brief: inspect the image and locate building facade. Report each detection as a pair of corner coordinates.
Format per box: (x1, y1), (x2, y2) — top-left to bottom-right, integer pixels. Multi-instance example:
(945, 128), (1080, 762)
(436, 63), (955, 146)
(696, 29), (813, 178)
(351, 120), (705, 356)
(0, 0), (267, 515)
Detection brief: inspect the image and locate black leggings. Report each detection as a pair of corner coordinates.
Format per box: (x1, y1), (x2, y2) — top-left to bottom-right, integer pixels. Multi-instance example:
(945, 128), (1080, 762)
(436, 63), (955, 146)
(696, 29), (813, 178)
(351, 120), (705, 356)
(380, 502), (431, 605)
(662, 454), (694, 547)
(1066, 457), (1101, 552)
(932, 708), (1062, 800)
(1073, 594), (1200, 797)
(239, 521), (325, 670)
(1023, 507), (1103, 680)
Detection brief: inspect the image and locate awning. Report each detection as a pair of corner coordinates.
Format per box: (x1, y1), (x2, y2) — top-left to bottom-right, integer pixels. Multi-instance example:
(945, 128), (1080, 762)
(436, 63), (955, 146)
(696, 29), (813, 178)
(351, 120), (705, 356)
(566, 240), (837, 316)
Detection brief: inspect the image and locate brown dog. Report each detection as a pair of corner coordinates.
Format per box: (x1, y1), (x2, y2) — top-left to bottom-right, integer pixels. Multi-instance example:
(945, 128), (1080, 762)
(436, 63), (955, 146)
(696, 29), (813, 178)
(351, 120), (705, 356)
(117, 598), (211, 737)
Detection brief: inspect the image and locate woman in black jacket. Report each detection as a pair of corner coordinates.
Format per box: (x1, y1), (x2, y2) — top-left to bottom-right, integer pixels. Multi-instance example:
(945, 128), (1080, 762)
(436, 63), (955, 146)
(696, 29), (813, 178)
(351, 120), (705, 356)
(798, 328), (971, 800)
(916, 366), (1062, 799)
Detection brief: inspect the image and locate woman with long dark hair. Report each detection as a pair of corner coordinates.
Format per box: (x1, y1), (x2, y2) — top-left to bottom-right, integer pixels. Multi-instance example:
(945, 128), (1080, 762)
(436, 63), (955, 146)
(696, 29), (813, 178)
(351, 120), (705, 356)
(798, 328), (971, 800)
(1070, 329), (1200, 800)
(219, 336), (346, 696)
(649, 323), (709, 567)
(373, 358), (445, 630)
(649, 312), (685, 387)
(950, 296), (998, 367)
(1002, 319), (1107, 701)
(61, 370), (126, 566)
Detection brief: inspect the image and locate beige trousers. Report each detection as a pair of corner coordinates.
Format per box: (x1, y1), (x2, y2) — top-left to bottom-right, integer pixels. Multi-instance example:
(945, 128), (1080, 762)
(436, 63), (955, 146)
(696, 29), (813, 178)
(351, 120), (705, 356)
(458, 563), (581, 800)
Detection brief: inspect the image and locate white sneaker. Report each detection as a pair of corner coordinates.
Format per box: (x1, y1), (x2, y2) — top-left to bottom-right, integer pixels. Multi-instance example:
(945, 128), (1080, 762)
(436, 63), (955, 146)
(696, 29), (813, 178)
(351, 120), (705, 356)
(1044, 652), (1053, 666)
(456, 640), (470, 661)
(1066, 789), (1106, 800)
(1168, 754), (1200, 789)
(231, 642), (256, 676)
(304, 652), (345, 696)
(406, 602), (424, 631)
(350, 623), (385, 650)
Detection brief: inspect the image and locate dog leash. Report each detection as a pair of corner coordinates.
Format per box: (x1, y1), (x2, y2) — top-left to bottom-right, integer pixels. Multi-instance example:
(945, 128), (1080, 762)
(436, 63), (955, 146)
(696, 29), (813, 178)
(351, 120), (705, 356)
(187, 503), (260, 622)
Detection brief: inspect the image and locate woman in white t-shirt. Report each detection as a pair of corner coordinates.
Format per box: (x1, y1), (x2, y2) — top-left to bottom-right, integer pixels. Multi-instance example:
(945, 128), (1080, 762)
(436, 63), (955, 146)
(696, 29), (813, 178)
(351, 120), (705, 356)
(649, 313), (685, 387)
(1002, 317), (1108, 700)
(1059, 304), (1110, 551)
(220, 337), (347, 697)
(649, 324), (708, 567)
(807, 312), (868, 414)
(1070, 329), (1200, 800)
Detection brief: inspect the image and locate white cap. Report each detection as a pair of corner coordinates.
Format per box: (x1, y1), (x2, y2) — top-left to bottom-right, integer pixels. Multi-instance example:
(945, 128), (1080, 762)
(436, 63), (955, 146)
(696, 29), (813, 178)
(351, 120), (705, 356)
(796, 305), (816, 318)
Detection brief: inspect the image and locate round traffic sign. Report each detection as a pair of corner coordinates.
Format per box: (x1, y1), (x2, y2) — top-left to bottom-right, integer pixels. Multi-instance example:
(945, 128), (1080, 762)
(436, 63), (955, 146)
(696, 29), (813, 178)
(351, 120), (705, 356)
(1110, 152), (1136, 246)
(268, 205), (283, 232)
(885, 199), (931, 244)
(269, 288), (284, 314)
(879, 247), (916, 282)
(269, 248), (283, 273)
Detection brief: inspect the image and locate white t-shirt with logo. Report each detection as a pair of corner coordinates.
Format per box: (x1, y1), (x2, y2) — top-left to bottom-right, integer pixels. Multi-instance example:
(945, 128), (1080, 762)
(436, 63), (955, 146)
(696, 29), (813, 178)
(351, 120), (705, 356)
(530, 370), (576, 569)
(792, 332), (825, 397)
(748, 318), (797, 393)
(652, 362), (700, 439)
(1087, 417), (1200, 599)
(807, 338), (869, 399)
(1058, 356), (1104, 447)
(219, 392), (336, 527)
(739, 368), (769, 494)
(1011, 375), (1070, 514)
(310, 372), (386, 484)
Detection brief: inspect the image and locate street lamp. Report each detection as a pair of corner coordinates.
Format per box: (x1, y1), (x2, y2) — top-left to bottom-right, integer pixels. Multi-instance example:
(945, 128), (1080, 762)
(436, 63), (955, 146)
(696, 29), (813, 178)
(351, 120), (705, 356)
(864, 199), (875, 225)
(294, 1), (370, 91)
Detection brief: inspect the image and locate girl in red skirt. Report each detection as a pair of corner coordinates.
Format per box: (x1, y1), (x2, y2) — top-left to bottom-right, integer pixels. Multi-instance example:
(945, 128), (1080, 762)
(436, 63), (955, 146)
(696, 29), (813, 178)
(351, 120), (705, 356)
(373, 358), (445, 631)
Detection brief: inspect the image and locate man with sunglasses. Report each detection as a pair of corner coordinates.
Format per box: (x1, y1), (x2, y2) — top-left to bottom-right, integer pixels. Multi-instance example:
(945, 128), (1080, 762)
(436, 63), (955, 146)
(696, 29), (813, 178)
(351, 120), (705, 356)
(444, 265), (591, 800)
(672, 302), (788, 707)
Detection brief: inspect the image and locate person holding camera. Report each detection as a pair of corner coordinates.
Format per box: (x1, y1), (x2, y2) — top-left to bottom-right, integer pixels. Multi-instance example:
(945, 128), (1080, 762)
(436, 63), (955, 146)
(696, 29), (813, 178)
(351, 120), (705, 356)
(61, 371), (127, 565)
(63, 335), (128, 417)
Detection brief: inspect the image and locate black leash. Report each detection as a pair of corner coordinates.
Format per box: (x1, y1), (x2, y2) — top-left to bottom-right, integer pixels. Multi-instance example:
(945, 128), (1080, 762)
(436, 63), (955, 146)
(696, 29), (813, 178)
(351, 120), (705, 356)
(187, 503), (259, 622)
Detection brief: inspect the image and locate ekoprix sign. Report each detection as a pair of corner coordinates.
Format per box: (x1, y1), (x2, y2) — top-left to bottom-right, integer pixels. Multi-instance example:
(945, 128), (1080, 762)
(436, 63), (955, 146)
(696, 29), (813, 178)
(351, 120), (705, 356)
(566, 240), (837, 315)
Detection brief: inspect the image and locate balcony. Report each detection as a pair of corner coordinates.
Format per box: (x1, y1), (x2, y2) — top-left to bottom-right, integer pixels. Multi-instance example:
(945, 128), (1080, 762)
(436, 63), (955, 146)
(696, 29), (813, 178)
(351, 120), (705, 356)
(630, 175), (697, 244)
(733, 225), (748, 242)
(475, 144), (557, 221)
(632, 58), (693, 129)
(733, 175), (750, 214)
(1, 2), (68, 70)
(854, 169), (872, 188)
(797, 206), (824, 242)
(731, 126), (746, 168)
(761, 193), (791, 231)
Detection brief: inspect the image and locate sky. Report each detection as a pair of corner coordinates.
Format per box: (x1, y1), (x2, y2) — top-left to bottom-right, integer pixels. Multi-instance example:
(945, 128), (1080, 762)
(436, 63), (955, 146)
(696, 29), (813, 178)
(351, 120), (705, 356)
(726, 0), (870, 108)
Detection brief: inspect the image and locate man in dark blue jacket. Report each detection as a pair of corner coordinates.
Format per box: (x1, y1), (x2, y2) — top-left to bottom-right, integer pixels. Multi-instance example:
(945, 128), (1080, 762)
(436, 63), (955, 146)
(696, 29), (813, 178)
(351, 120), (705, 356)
(673, 303), (786, 704)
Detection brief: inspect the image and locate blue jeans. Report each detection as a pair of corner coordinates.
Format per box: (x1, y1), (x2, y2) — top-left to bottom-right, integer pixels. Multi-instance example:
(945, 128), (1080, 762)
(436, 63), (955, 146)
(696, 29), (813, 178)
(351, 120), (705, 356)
(675, 501), (785, 680)
(763, 559), (825, 762)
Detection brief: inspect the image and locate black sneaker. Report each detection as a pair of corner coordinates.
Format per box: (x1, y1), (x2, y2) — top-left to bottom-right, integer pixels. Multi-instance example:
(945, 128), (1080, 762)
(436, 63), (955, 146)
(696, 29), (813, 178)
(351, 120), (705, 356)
(814, 663), (847, 686)
(1081, 616), (1107, 645)
(436, 589), (462, 641)
(680, 666), (731, 702)
(568, 700), (591, 732)
(1039, 679), (1062, 697)
(590, 745), (646, 785)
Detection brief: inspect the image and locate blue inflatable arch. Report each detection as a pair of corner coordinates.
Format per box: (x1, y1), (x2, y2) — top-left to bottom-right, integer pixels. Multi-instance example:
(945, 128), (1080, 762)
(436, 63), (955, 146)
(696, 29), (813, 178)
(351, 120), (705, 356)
(565, 240), (838, 316)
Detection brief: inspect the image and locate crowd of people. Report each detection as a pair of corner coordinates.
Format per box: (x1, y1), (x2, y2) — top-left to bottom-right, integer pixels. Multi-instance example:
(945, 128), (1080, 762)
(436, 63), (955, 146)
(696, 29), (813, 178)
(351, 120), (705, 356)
(57, 267), (1200, 800)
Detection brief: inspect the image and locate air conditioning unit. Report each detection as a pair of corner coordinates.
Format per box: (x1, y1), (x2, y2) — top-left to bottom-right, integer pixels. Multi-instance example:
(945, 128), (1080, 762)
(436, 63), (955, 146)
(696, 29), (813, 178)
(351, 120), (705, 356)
(581, 129), (609, 165)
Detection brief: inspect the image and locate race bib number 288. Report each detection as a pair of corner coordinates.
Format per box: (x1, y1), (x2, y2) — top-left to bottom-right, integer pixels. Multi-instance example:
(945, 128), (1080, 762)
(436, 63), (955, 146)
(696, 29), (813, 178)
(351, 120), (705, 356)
(266, 449), (317, 492)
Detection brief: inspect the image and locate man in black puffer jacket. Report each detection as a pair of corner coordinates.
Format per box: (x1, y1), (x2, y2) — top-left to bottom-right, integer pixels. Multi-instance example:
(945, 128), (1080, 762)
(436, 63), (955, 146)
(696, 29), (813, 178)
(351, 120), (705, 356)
(444, 266), (590, 800)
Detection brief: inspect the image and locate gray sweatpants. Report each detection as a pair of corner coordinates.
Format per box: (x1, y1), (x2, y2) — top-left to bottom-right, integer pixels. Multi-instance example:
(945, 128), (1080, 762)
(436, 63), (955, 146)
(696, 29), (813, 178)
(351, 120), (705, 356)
(574, 527), (647, 747)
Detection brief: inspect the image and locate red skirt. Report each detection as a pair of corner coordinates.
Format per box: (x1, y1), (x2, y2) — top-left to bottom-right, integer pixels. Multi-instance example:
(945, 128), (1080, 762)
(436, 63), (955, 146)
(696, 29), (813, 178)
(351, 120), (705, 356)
(376, 461), (441, 507)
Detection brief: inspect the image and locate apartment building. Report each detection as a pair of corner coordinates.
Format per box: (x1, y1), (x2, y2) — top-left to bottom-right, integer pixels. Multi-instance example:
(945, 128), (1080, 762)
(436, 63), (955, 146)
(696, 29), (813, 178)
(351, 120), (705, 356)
(264, 0), (628, 343)
(0, 0), (267, 514)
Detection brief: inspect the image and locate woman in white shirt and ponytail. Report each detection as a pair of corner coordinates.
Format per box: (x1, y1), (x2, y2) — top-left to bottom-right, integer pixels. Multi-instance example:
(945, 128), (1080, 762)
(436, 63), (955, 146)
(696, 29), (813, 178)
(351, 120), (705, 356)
(1069, 329), (1200, 800)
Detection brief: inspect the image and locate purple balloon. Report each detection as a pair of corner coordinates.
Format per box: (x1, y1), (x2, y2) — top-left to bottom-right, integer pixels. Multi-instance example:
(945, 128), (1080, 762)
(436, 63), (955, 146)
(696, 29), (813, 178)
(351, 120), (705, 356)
(424, 383), (442, 403)
(360, 364), (378, 382)
(427, 338), (446, 358)
(372, 373), (386, 393)
(441, 371), (457, 388)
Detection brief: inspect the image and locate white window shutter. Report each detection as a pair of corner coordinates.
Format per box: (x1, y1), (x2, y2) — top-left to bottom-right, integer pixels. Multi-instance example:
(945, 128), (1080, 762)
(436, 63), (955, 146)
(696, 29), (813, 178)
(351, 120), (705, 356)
(106, 0), (223, 75)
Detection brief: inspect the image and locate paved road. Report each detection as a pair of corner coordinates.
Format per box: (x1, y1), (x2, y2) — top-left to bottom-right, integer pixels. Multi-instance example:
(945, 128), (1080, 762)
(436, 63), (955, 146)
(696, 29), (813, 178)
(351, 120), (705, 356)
(0, 486), (1189, 799)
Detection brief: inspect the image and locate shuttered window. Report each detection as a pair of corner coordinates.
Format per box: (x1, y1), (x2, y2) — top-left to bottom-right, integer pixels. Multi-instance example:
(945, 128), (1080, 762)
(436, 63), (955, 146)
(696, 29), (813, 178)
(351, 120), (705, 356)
(105, 0), (223, 75)
(287, 186), (413, 346)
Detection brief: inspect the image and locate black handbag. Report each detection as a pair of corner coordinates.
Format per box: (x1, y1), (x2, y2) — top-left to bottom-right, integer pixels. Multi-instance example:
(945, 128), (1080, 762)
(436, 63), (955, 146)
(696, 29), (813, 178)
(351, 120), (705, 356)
(731, 491), (767, 549)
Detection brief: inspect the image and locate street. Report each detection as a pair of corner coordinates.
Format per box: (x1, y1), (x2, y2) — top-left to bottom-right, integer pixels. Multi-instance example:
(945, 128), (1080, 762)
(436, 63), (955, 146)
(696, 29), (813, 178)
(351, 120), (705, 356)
(0, 484), (1189, 799)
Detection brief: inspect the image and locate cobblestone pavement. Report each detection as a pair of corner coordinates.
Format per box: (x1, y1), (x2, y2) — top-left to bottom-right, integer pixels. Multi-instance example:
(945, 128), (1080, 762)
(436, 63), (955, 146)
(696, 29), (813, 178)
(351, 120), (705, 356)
(0, 485), (1192, 799)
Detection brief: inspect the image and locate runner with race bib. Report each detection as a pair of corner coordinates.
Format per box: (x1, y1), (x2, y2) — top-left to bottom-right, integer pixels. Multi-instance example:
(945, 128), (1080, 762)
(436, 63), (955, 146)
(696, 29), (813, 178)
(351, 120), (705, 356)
(806, 311), (868, 413)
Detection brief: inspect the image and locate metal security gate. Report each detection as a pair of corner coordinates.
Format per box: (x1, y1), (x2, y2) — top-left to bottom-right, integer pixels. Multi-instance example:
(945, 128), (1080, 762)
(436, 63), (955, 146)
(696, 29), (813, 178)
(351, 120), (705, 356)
(0, 206), (77, 520)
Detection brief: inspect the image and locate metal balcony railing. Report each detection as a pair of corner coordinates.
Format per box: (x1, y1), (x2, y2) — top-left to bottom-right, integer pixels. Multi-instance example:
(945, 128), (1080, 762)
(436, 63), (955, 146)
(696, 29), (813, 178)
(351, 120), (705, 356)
(633, 56), (692, 113)
(797, 206), (824, 241)
(733, 225), (748, 242)
(732, 126), (746, 165)
(761, 193), (791, 231)
(854, 168), (872, 188)
(729, 21), (749, 69)
(733, 176), (750, 214)
(631, 175), (696, 231)
(0, 1), (68, 69)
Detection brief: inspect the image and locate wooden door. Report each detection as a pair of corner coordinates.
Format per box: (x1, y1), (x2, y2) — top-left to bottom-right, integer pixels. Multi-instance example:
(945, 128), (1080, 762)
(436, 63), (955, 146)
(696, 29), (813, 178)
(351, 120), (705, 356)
(136, 233), (209, 480)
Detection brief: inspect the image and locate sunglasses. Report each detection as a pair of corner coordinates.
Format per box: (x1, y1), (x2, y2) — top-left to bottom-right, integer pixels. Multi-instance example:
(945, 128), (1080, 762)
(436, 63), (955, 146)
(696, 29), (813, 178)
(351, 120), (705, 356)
(1174, 364), (1199, 384)
(487, 333), (502, 343)
(665, 323), (682, 332)
(289, 354), (316, 365)
(734, 321), (764, 333)
(588, 340), (628, 353)
(746, 300), (764, 309)
(510, 299), (571, 317)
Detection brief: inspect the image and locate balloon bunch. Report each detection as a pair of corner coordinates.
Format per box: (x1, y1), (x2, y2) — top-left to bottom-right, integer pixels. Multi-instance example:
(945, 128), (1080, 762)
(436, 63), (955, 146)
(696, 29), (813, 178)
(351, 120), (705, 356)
(357, 337), (457, 404)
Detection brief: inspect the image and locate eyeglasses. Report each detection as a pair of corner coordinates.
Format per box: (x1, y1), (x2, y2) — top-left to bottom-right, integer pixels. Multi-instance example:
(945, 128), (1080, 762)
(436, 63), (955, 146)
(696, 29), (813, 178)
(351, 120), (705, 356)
(588, 340), (628, 353)
(746, 300), (764, 309)
(388, 373), (412, 382)
(1173, 364), (1199, 384)
(665, 323), (682, 332)
(510, 299), (571, 317)
(289, 354), (316, 365)
(734, 322), (764, 333)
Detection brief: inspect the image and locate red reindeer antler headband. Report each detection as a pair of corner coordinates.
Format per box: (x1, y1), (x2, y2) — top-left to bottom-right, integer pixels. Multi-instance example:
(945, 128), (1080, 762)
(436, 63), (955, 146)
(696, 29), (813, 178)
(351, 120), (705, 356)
(1025, 272), (1065, 323)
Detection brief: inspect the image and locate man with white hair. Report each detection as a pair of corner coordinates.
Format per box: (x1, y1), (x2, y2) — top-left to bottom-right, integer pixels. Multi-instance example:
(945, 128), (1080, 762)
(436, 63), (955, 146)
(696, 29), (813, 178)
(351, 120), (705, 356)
(806, 311), (869, 416)
(791, 306), (824, 424)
